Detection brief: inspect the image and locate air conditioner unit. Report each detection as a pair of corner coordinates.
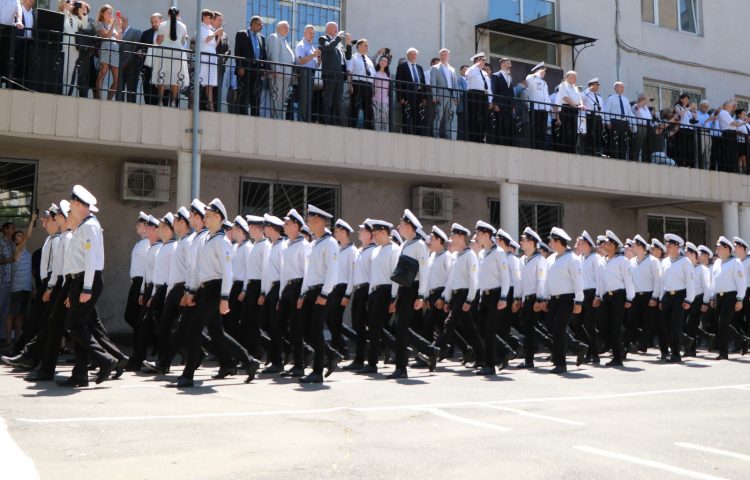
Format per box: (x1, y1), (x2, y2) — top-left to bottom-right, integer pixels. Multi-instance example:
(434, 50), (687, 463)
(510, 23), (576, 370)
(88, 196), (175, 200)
(412, 186), (453, 221)
(121, 162), (171, 203)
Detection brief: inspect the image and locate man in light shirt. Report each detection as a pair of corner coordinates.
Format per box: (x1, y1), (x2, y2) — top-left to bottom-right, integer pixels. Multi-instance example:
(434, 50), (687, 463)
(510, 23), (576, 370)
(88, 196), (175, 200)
(267, 21), (296, 119)
(556, 70), (585, 154)
(631, 93), (653, 162)
(602, 81), (632, 160)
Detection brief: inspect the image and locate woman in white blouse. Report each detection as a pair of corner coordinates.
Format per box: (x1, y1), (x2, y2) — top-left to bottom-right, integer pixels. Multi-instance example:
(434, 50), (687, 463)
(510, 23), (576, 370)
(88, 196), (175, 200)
(57, 0), (87, 95)
(199, 10), (221, 112)
(152, 7), (190, 108)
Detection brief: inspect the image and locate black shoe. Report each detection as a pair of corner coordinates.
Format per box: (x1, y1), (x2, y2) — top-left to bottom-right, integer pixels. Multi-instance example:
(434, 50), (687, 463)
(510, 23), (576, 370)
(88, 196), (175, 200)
(244, 359), (261, 383)
(142, 361), (169, 375)
(212, 367), (237, 379)
(1, 354), (34, 369)
(299, 372), (324, 384)
(113, 357), (128, 379)
(550, 366), (567, 374)
(591, 355), (601, 364)
(325, 352), (343, 378)
(476, 366), (496, 376)
(386, 368), (408, 379)
(342, 361), (365, 371)
(410, 359), (428, 369)
(713, 354), (729, 360)
(280, 367), (305, 378)
(174, 376), (194, 388)
(498, 350), (515, 371)
(606, 360), (623, 367)
(384, 355), (396, 365)
(428, 346), (439, 372)
(261, 363), (284, 374)
(666, 355), (682, 363)
(461, 347), (476, 365)
(357, 364), (378, 374)
(95, 359), (116, 384)
(516, 361), (534, 369)
(576, 348), (587, 367)
(56, 376), (89, 387)
(742, 338), (749, 356)
(24, 371), (53, 382)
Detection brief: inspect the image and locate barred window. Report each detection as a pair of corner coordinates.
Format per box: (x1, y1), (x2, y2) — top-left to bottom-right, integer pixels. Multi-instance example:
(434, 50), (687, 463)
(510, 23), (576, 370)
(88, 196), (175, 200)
(488, 198), (563, 239)
(0, 160), (37, 225)
(647, 214), (707, 246)
(240, 178), (339, 219)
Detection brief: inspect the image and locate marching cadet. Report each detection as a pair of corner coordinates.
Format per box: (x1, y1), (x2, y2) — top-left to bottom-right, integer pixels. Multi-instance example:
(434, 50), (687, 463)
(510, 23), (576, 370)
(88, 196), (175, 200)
(420, 226), (451, 353)
(644, 238), (671, 357)
(594, 230), (634, 366)
(711, 237), (746, 359)
(328, 219), (356, 360)
(342, 219), (376, 371)
(274, 209), (309, 378)
(296, 205), (343, 384)
(361, 219), (399, 374)
(391, 229), (402, 247)
(697, 245), (718, 347)
(683, 242), (710, 357)
(474, 221), (513, 375)
(143, 207), (192, 374)
(660, 234), (695, 363)
(433, 224), (484, 370)
(240, 215), (269, 359)
(225, 216), (251, 346)
(496, 229), (522, 356)
(129, 213), (176, 370)
(573, 231), (600, 363)
(58, 186), (118, 387)
(514, 227), (547, 369)
(543, 227), (584, 374)
(393, 209), (438, 379)
(258, 214), (285, 374)
(175, 199), (261, 388)
(623, 235), (662, 355)
(733, 237), (750, 338)
(125, 212), (150, 338)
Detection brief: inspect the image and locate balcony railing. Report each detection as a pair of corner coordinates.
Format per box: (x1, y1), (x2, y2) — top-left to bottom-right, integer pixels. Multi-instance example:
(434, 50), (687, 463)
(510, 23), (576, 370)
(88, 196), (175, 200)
(0, 26), (747, 174)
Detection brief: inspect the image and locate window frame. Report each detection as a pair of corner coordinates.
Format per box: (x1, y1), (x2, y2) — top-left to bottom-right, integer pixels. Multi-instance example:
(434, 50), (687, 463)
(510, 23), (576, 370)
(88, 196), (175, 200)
(647, 213), (707, 246)
(490, 0), (558, 29)
(642, 0), (701, 35)
(0, 159), (38, 226)
(248, 0), (342, 41)
(239, 177), (340, 219)
(488, 198), (563, 238)
(643, 79), (704, 113)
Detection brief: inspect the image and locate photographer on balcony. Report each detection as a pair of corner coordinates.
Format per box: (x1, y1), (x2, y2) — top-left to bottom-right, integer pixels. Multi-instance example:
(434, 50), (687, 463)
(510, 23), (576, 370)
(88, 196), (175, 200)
(94, 4), (121, 101)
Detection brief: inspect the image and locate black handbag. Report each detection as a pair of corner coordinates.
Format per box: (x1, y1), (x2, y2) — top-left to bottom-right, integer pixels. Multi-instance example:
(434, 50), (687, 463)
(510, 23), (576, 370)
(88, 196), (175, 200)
(391, 255), (419, 287)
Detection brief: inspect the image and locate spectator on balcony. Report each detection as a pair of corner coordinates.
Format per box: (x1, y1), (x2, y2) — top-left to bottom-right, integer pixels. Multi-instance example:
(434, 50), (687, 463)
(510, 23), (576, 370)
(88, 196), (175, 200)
(631, 93), (653, 162)
(199, 9), (221, 112)
(716, 100), (748, 173)
(490, 57), (514, 146)
(582, 78), (603, 156)
(235, 15), (266, 116)
(94, 4), (121, 101)
(138, 12), (161, 106)
(295, 24), (320, 123)
(13, 0), (33, 89)
(650, 108), (679, 166)
(736, 109), (750, 174)
(152, 7), (189, 108)
(556, 70), (585, 154)
(464, 52), (490, 143)
(73, 2), (95, 98)
(346, 39), (379, 130)
(513, 77), (530, 148)
(696, 100), (713, 169)
(318, 21), (349, 126)
(525, 62), (550, 149)
(456, 64), (468, 141)
(673, 93), (698, 167)
(116, 14), (140, 103)
(603, 81), (631, 160)
(212, 11), (229, 111)
(0, 0), (23, 87)
(267, 20), (295, 119)
(372, 55), (390, 132)
(429, 48), (459, 140)
(58, 0), (83, 95)
(395, 47), (427, 136)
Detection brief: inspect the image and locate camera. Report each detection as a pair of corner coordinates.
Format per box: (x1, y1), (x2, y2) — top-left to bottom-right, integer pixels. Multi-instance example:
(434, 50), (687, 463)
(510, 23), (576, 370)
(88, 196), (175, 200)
(73, 1), (82, 8)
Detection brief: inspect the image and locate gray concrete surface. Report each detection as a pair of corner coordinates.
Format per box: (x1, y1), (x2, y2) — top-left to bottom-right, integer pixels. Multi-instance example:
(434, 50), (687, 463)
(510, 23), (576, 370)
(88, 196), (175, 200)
(1, 353), (750, 479)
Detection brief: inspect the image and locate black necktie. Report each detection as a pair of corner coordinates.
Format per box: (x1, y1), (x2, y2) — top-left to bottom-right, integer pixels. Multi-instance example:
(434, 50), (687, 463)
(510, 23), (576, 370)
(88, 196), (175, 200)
(481, 71), (487, 90)
(363, 55), (370, 76)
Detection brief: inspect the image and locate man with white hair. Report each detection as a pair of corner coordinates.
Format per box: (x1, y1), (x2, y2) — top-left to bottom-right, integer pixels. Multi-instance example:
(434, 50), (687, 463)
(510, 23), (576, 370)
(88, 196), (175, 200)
(556, 70), (585, 154)
(396, 47), (427, 135)
(430, 48), (459, 140)
(602, 81), (632, 160)
(295, 25), (320, 123)
(267, 20), (296, 119)
(318, 21), (350, 126)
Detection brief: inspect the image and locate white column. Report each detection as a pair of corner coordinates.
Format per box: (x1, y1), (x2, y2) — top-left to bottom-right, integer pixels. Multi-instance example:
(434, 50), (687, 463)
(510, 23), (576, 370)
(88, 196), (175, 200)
(176, 150), (193, 209)
(739, 203), (750, 242)
(499, 180), (519, 238)
(722, 201), (739, 238)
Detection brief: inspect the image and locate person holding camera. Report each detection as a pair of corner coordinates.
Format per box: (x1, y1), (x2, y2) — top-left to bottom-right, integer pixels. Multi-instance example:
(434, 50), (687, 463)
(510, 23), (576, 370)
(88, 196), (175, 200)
(674, 93), (698, 167)
(94, 4), (121, 101)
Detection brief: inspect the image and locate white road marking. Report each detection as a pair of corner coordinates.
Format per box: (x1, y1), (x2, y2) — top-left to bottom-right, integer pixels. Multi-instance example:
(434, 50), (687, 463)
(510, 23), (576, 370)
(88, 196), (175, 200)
(416, 408), (511, 432)
(0, 417), (40, 480)
(16, 383), (750, 424)
(675, 442), (750, 462)
(481, 405), (586, 426)
(574, 445), (729, 480)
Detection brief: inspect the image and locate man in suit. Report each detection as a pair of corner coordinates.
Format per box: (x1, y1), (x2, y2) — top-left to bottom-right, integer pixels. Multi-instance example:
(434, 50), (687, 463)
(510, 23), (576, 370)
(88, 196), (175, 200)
(118, 14), (141, 103)
(430, 48), (459, 140)
(318, 21), (349, 126)
(138, 13), (161, 106)
(212, 11), (229, 112)
(396, 47), (427, 135)
(491, 57), (515, 145)
(267, 20), (295, 119)
(235, 15), (266, 116)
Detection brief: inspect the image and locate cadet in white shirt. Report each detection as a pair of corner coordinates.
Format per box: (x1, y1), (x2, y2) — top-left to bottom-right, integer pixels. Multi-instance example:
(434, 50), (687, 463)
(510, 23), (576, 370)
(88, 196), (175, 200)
(574, 231), (601, 363)
(225, 216), (251, 355)
(421, 226), (452, 354)
(125, 212), (150, 336)
(176, 199), (260, 388)
(594, 231), (634, 366)
(733, 237), (750, 339)
(684, 242), (711, 357)
(496, 229), (522, 360)
(525, 62), (551, 148)
(434, 224), (483, 369)
(341, 220), (376, 371)
(660, 234), (695, 363)
(258, 215), (287, 373)
(514, 227), (547, 369)
(543, 227), (583, 374)
(623, 235), (663, 355)
(137, 216), (162, 324)
(239, 215), (269, 359)
(711, 237), (747, 359)
(327, 219), (356, 360)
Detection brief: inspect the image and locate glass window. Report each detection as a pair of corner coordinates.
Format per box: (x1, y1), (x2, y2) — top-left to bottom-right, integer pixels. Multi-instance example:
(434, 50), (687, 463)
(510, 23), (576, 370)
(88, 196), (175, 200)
(642, 0), (655, 23)
(0, 160), (37, 225)
(248, 0), (341, 42)
(489, 199), (562, 239)
(678, 0), (698, 33)
(523, 0), (555, 29)
(643, 0), (700, 34)
(489, 32), (558, 66)
(736, 97), (750, 113)
(658, 0), (678, 30)
(647, 214), (706, 246)
(489, 0), (523, 23)
(240, 179), (339, 219)
(643, 80), (703, 112)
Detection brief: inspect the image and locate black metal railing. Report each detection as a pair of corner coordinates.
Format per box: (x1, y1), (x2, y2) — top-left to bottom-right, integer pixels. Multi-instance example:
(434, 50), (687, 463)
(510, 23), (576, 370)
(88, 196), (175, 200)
(1, 25), (747, 174)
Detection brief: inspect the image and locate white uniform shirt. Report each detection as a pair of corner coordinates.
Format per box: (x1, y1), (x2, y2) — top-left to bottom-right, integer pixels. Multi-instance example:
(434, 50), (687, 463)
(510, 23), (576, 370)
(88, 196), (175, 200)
(465, 64), (490, 94)
(742, 257), (750, 294)
(167, 234), (191, 290)
(336, 243), (357, 288)
(348, 243), (375, 296)
(399, 238), (429, 298)
(140, 241), (162, 293)
(603, 94), (632, 123)
(596, 253), (635, 301)
(39, 234), (58, 282)
(693, 263), (711, 304)
(557, 81), (581, 106)
(63, 215), (105, 293)
(246, 238), (270, 287)
(544, 250), (584, 303)
(261, 238), (284, 295)
(661, 255), (695, 303)
(630, 254), (663, 300)
(506, 253), (521, 290)
(477, 245), (510, 297)
(346, 52), (375, 84)
(232, 240), (251, 284)
(443, 248), (479, 303)
(581, 253), (601, 291)
(711, 257), (746, 301)
(186, 229), (209, 292)
(525, 73), (550, 110)
(280, 236), (309, 289)
(369, 242), (400, 299)
(48, 231), (72, 289)
(516, 253), (547, 300)
(301, 233), (338, 297)
(582, 88), (603, 113)
(427, 250), (452, 293)
(130, 237), (150, 278)
(195, 231), (234, 299)
(152, 239), (176, 291)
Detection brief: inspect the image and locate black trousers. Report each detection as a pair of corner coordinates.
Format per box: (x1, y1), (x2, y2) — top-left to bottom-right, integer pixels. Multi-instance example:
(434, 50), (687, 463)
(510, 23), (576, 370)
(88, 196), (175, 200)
(521, 295), (540, 363)
(157, 283), (185, 360)
(715, 292), (737, 356)
(326, 283), (349, 355)
(119, 61), (139, 103)
(16, 278), (48, 358)
(600, 290), (626, 362)
(367, 286), (391, 366)
(141, 67), (158, 105)
(423, 288), (447, 342)
(466, 90), (488, 143)
(394, 283), (434, 370)
(436, 290), (484, 361)
(350, 81), (374, 129)
(548, 294), (575, 368)
(298, 285), (339, 375)
(130, 284), (167, 366)
(275, 281), (301, 368)
(560, 105), (579, 153)
(571, 288), (592, 349)
(240, 279), (263, 358)
(623, 291), (654, 349)
(675, 128), (696, 168)
(662, 290), (688, 358)
(65, 272), (116, 379)
(494, 106), (514, 146)
(530, 109), (548, 149)
(586, 113), (603, 155)
(238, 69), (263, 116)
(124, 276), (143, 334)
(321, 69), (344, 126)
(181, 280), (253, 380)
(34, 281), (66, 375)
(478, 288), (512, 366)
(608, 119), (630, 160)
(225, 281), (244, 342)
(349, 284), (369, 364)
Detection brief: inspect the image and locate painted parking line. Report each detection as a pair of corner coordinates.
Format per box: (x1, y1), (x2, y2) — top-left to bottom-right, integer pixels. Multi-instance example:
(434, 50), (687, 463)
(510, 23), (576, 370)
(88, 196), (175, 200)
(0, 417), (40, 480)
(415, 408), (511, 432)
(574, 445), (729, 480)
(481, 404), (586, 426)
(675, 442), (750, 462)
